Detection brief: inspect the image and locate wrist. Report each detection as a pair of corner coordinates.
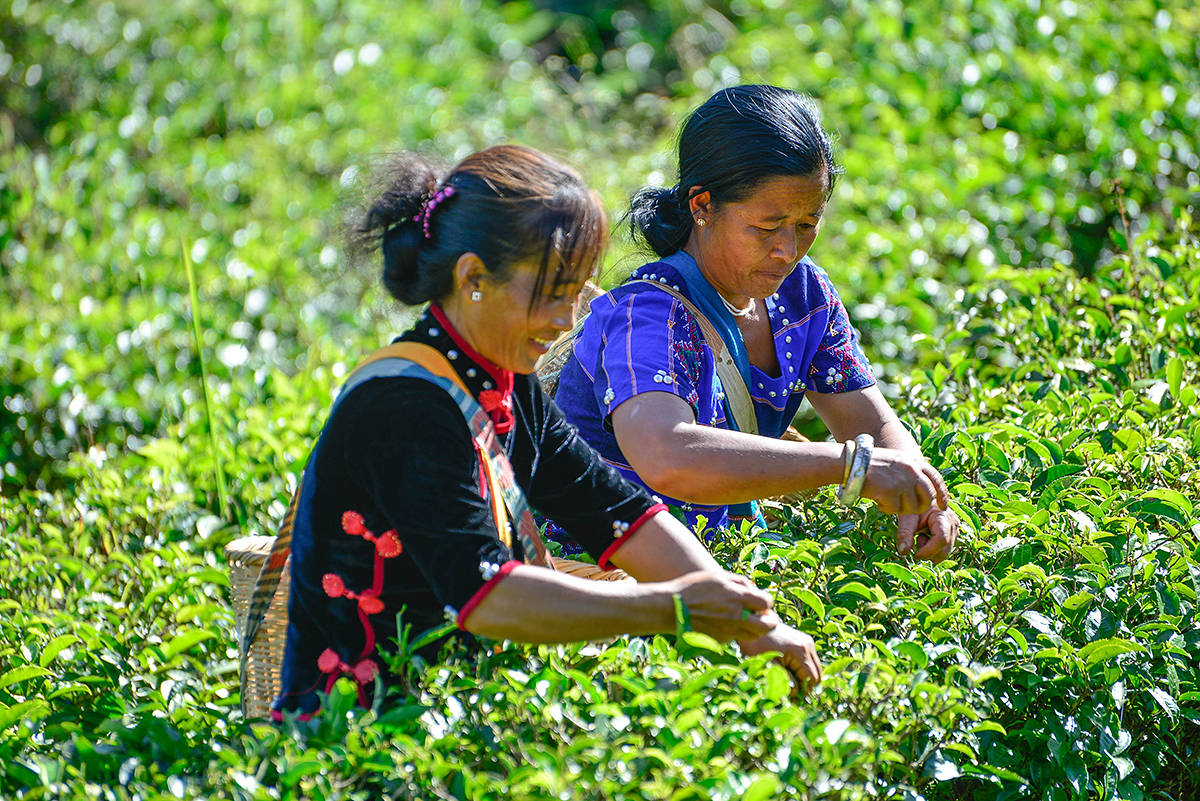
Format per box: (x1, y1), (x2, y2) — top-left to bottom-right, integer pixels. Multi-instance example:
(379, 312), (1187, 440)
(647, 582), (682, 636)
(787, 441), (847, 488)
(837, 434), (874, 506)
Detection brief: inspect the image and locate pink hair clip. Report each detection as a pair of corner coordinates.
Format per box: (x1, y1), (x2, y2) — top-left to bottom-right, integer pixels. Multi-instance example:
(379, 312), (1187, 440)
(414, 185), (456, 239)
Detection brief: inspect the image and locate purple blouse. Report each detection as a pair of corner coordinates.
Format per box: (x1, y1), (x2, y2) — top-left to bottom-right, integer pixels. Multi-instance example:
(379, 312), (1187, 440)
(553, 254), (875, 531)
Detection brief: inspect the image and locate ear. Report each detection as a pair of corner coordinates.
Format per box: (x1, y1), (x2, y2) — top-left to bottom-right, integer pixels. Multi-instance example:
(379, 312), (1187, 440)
(686, 186), (712, 222)
(452, 252), (488, 296)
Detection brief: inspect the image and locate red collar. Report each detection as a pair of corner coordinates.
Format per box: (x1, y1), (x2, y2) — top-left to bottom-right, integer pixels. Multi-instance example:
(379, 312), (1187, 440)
(429, 305), (515, 434)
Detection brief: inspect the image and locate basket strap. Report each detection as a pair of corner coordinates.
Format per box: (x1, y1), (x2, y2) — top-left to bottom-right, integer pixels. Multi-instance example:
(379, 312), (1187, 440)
(238, 343), (555, 702)
(378, 357), (554, 568)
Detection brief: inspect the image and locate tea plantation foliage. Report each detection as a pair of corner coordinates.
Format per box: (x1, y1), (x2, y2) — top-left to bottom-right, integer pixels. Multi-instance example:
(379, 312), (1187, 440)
(1, 0), (1198, 798)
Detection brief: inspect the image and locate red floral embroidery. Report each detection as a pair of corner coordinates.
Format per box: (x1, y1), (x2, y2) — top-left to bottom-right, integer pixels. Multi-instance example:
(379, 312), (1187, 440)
(478, 389), (514, 433)
(322, 572), (384, 613)
(374, 530), (402, 558)
(316, 648), (342, 673)
(341, 510), (366, 536)
(321, 573), (345, 597)
(317, 648), (378, 705)
(430, 304), (516, 433)
(317, 508), (399, 709)
(340, 512), (405, 558)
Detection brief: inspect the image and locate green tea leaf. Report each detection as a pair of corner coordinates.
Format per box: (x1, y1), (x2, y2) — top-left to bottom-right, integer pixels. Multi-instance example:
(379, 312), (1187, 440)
(895, 640), (928, 669)
(1021, 610), (1056, 636)
(281, 759), (325, 786)
(1147, 687), (1179, 721)
(1077, 638), (1144, 669)
(39, 634), (80, 667)
(0, 699), (51, 730)
(161, 630), (218, 660)
(1141, 488), (1193, 517)
(1166, 357), (1184, 399)
(1061, 592), (1095, 612)
(743, 775), (781, 801)
(763, 663), (790, 703)
(878, 562), (918, 587)
(836, 581), (879, 602)
(1032, 463), (1085, 493)
(795, 589), (825, 620)
(0, 665), (53, 690)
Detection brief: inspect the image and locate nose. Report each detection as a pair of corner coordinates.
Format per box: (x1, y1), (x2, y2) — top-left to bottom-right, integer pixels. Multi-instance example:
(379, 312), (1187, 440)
(550, 296), (574, 332)
(773, 230), (798, 264)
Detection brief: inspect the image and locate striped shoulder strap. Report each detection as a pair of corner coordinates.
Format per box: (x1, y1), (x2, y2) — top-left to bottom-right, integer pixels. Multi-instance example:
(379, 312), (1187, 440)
(238, 343), (553, 692)
(629, 280), (759, 436)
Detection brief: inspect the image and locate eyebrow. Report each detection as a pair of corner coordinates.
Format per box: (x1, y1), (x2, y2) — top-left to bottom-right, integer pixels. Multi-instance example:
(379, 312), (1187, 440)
(759, 210), (824, 223)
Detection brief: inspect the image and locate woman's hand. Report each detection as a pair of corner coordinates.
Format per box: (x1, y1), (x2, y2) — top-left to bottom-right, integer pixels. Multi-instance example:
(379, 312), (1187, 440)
(861, 447), (949, 516)
(670, 570), (777, 642)
(897, 506), (959, 563)
(739, 624), (822, 693)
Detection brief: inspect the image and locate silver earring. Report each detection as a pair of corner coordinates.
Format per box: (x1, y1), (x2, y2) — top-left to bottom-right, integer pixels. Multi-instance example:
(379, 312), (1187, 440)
(695, 218), (706, 227)
(470, 290), (483, 302)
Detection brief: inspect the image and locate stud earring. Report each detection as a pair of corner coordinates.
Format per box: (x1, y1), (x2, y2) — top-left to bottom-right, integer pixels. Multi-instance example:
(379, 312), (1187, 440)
(470, 290), (483, 302)
(695, 218), (706, 227)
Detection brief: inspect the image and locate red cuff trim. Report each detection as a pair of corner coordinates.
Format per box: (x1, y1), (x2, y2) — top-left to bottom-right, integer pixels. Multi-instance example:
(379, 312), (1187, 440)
(456, 559), (522, 631)
(598, 503), (667, 570)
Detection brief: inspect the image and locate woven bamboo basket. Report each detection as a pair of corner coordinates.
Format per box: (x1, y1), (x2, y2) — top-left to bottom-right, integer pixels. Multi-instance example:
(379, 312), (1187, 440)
(226, 533), (629, 718)
(226, 535), (290, 720)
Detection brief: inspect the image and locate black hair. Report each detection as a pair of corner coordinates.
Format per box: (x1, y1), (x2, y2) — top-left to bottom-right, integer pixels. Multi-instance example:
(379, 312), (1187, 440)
(350, 145), (607, 307)
(629, 85), (842, 256)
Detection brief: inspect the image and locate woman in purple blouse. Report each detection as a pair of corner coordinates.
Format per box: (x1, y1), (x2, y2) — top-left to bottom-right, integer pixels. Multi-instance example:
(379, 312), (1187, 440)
(554, 86), (959, 561)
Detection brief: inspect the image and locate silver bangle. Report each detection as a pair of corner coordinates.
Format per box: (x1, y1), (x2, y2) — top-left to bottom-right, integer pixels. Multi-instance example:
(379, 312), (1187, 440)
(840, 439), (856, 484)
(837, 433), (874, 506)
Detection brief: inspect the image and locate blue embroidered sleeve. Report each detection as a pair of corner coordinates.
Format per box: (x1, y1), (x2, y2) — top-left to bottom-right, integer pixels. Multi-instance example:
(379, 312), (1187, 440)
(588, 287), (708, 418)
(806, 268), (876, 394)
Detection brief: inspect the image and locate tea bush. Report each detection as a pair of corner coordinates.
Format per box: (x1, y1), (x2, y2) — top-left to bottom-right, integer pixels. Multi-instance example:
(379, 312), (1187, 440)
(3, 228), (1197, 799)
(2, 0), (1198, 798)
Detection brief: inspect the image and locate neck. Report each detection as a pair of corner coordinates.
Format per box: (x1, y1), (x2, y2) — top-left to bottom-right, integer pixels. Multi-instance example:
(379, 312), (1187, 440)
(682, 239), (753, 311)
(428, 303), (511, 386)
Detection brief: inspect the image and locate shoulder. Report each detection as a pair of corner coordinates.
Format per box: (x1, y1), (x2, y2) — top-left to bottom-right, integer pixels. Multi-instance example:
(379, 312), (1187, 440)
(583, 275), (691, 331)
(333, 376), (473, 448)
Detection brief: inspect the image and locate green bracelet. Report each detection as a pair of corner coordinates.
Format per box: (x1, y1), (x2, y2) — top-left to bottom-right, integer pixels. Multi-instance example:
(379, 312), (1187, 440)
(672, 593), (692, 639)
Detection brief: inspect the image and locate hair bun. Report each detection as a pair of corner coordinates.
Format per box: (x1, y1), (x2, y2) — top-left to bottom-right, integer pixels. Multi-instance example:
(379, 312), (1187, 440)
(628, 184), (693, 257)
(348, 154), (443, 304)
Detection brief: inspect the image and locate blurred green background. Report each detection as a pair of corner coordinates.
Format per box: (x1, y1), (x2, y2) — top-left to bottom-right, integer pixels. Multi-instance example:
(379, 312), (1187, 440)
(2, 0), (1196, 498)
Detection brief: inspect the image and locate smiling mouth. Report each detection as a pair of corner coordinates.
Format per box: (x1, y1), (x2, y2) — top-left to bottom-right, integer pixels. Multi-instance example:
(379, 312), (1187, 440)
(531, 336), (557, 352)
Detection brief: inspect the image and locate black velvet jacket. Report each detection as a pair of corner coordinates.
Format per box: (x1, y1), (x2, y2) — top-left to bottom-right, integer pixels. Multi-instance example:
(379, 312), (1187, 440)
(274, 306), (661, 715)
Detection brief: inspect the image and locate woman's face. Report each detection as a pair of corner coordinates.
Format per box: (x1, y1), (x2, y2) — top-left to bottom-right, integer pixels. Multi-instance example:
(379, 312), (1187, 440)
(689, 172), (829, 305)
(472, 259), (587, 374)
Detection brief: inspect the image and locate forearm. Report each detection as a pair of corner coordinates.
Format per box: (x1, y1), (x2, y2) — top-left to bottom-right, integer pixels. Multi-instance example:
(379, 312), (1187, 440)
(634, 422), (846, 505)
(607, 510), (723, 581)
(817, 385), (922, 457)
(874, 415), (922, 455)
(461, 565), (675, 643)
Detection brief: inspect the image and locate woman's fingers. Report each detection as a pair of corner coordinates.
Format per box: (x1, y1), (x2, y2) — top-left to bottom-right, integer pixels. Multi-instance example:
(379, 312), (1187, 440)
(737, 626), (824, 696)
(912, 510), (959, 563)
(737, 582), (773, 612)
(738, 611), (775, 640)
(678, 571), (778, 641)
(865, 449), (949, 516)
(924, 463), (950, 509)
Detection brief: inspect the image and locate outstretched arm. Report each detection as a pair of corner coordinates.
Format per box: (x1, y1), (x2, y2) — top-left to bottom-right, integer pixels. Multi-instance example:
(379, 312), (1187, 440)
(463, 509), (823, 688)
(612, 391), (946, 516)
